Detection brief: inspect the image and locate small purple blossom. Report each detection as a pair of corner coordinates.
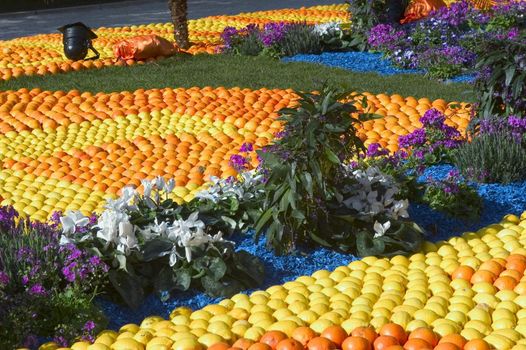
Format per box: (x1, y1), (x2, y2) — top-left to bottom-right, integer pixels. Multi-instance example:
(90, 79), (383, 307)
(229, 154), (249, 172)
(239, 142), (253, 153)
(21, 275), (29, 285)
(0, 270), (9, 285)
(260, 22), (289, 47)
(28, 283), (47, 296)
(84, 320), (96, 332)
(420, 108), (446, 128)
(399, 128), (426, 149)
(365, 143), (389, 158)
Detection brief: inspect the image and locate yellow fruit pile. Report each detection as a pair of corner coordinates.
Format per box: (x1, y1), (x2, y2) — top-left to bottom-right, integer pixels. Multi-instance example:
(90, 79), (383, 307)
(0, 4), (348, 80)
(32, 213), (526, 350)
(0, 86), (471, 222)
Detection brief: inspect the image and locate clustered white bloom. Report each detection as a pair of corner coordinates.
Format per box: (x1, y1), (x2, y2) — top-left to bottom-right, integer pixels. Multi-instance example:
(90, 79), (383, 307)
(342, 166), (409, 237)
(195, 170), (265, 204)
(313, 21), (342, 37)
(59, 176), (232, 264)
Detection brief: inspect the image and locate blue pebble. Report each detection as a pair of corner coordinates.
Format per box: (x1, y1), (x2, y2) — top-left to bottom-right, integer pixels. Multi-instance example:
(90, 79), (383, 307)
(282, 52), (476, 82)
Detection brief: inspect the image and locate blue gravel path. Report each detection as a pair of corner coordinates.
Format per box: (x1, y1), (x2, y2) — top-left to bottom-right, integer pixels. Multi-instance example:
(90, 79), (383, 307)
(282, 51), (476, 83)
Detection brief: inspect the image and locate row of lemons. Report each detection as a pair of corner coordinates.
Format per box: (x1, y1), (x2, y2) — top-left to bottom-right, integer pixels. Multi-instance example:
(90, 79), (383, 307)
(0, 4), (349, 80)
(27, 212), (526, 350)
(0, 86), (471, 221)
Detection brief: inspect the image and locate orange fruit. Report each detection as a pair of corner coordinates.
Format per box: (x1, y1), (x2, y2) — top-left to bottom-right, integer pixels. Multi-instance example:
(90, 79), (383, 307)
(276, 339), (304, 350)
(463, 339), (491, 350)
(248, 344), (272, 350)
(479, 260), (504, 275)
(209, 343), (231, 350)
(373, 336), (399, 350)
(383, 347), (403, 350)
(260, 331), (288, 350)
(408, 328), (438, 347)
(506, 259), (526, 274)
(292, 327), (317, 347)
(321, 326), (348, 346)
(493, 275), (518, 290)
(451, 266), (474, 281)
(307, 337), (336, 350)
(379, 324), (407, 345)
(437, 334), (465, 348)
(341, 336), (371, 350)
(470, 270), (496, 284)
(433, 343), (460, 350)
(233, 340), (255, 350)
(351, 327), (377, 345)
(402, 338), (432, 350)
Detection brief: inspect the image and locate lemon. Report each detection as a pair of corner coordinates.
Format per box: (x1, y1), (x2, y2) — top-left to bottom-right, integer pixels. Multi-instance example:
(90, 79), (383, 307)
(492, 318), (516, 330)
(133, 330), (154, 345)
(413, 309), (439, 324)
(87, 344), (111, 350)
(111, 338), (145, 350)
(71, 342), (90, 350)
(310, 318), (335, 333)
(390, 311), (411, 328)
(484, 334), (514, 350)
(268, 299), (288, 310)
(172, 338), (202, 350)
(269, 320), (299, 337)
(406, 320), (428, 332)
(244, 327), (265, 341)
(247, 312), (273, 325)
(340, 318), (368, 333)
(461, 328), (484, 340)
(297, 310), (319, 324)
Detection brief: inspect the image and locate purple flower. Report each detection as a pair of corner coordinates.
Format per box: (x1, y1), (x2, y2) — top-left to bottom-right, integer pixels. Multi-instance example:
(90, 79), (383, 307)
(365, 143), (389, 158)
(0, 271), (9, 285)
(28, 283), (47, 296)
(21, 275), (29, 285)
(447, 169), (460, 178)
(420, 109), (446, 128)
(368, 24), (405, 49)
(62, 262), (77, 282)
(84, 320), (96, 332)
(260, 22), (289, 47)
(399, 128), (426, 149)
(239, 143), (253, 153)
(220, 26), (239, 48)
(53, 335), (68, 347)
(22, 335), (38, 348)
(229, 154), (249, 172)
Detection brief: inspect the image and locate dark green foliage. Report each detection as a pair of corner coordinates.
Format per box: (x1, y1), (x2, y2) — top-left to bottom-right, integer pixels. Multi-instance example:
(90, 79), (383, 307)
(454, 132), (526, 183)
(474, 31), (526, 120)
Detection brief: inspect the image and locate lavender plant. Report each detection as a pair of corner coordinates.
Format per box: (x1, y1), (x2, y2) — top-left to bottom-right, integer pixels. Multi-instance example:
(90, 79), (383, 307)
(0, 207), (107, 348)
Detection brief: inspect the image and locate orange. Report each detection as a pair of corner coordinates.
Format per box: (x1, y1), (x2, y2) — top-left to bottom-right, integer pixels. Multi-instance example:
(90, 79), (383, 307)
(470, 270), (496, 284)
(401, 338), (432, 350)
(379, 324), (407, 345)
(437, 334), (465, 349)
(306, 337), (336, 350)
(450, 266), (474, 281)
(506, 258), (526, 274)
(248, 344), (272, 350)
(260, 331), (288, 350)
(292, 327), (317, 347)
(463, 339), (491, 350)
(321, 326), (348, 346)
(351, 327), (377, 345)
(275, 339), (304, 350)
(373, 336), (399, 350)
(233, 339), (255, 350)
(407, 328), (438, 347)
(479, 260), (504, 275)
(341, 336), (371, 350)
(209, 343), (231, 350)
(493, 275), (518, 290)
(383, 347), (403, 350)
(432, 343), (460, 350)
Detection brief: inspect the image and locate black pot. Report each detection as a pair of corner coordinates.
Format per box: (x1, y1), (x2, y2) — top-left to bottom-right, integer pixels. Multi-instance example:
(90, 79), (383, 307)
(58, 22), (99, 60)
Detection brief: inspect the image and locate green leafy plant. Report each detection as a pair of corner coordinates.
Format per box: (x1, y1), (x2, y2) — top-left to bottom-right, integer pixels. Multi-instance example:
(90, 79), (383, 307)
(276, 23), (323, 57)
(474, 30), (526, 120)
(421, 169), (482, 220)
(254, 85), (423, 256)
(59, 178), (265, 309)
(347, 0), (389, 50)
(454, 131), (526, 184)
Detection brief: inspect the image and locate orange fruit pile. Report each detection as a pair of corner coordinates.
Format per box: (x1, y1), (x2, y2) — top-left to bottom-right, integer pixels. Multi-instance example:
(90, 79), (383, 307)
(0, 4), (349, 81)
(0, 86), (470, 221)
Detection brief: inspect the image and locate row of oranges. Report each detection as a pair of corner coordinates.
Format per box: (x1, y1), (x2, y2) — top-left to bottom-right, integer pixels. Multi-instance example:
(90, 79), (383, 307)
(33, 213), (526, 350)
(0, 4), (349, 81)
(0, 86), (471, 221)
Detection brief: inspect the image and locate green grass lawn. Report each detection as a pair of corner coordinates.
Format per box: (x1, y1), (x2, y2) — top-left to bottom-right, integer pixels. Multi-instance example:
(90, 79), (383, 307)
(0, 54), (475, 101)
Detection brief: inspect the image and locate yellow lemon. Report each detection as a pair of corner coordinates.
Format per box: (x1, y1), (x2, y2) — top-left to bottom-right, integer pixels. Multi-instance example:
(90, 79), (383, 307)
(297, 310), (319, 324)
(310, 318), (335, 334)
(340, 318), (368, 333)
(87, 344), (111, 350)
(133, 330), (154, 345)
(71, 342), (90, 350)
(406, 320), (429, 332)
(243, 327), (265, 341)
(197, 334), (223, 348)
(111, 338), (145, 350)
(460, 328), (483, 340)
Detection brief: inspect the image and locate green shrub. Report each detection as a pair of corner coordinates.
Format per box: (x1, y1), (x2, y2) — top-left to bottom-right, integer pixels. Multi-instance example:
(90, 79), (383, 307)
(277, 23), (323, 57)
(454, 132), (526, 183)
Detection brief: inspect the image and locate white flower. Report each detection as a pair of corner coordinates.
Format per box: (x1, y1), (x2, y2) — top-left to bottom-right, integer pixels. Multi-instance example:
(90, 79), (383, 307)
(165, 179), (175, 194)
(60, 210), (90, 235)
(141, 178), (153, 198)
(154, 176), (166, 191)
(169, 245), (180, 267)
(373, 221), (391, 239)
(117, 221), (138, 254)
(140, 218), (168, 240)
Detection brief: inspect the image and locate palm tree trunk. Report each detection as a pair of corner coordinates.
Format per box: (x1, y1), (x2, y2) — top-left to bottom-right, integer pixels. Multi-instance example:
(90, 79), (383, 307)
(168, 0), (190, 49)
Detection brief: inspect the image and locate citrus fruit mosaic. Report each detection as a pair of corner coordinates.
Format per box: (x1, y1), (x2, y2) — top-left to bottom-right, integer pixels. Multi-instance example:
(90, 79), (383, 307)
(36, 212), (526, 350)
(0, 86), (471, 222)
(0, 4), (348, 81)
